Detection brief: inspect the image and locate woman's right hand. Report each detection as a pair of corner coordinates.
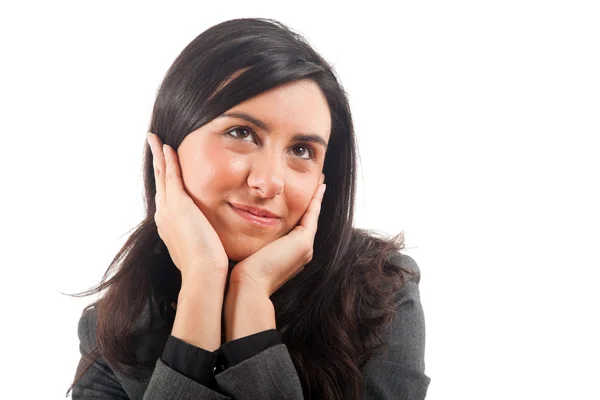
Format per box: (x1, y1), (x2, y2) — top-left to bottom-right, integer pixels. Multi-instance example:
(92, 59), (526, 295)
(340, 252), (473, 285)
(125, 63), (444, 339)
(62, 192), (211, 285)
(147, 132), (229, 282)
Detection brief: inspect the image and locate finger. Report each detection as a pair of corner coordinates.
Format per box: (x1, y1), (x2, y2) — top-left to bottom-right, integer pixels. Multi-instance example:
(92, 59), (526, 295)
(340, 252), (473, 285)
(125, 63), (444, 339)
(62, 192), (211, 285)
(163, 143), (185, 203)
(147, 133), (166, 208)
(299, 182), (326, 235)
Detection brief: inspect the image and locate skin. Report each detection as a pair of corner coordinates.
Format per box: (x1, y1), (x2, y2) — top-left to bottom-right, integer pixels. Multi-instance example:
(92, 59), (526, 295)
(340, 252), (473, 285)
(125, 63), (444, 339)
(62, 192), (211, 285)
(147, 77), (332, 348)
(177, 78), (332, 263)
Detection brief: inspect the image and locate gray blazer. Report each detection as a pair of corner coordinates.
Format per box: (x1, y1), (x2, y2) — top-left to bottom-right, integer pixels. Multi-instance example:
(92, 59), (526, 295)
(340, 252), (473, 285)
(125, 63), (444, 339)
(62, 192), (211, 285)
(71, 254), (430, 399)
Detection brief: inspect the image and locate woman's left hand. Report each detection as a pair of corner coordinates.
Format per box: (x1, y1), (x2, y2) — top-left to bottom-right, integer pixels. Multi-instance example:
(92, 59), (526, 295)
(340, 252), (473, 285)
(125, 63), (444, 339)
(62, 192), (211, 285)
(229, 174), (326, 297)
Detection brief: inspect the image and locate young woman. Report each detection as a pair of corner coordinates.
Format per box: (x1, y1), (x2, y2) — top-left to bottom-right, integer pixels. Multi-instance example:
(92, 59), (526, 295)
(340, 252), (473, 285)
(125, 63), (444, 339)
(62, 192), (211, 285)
(68, 17), (430, 400)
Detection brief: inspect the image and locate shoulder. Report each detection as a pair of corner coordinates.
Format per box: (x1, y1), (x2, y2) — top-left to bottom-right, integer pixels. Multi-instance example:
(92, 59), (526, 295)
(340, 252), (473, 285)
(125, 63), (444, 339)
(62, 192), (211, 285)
(77, 297), (164, 339)
(76, 299), (171, 363)
(379, 252), (428, 370)
(348, 228), (421, 284)
(77, 304), (99, 354)
(74, 304), (159, 398)
(387, 252), (424, 308)
(387, 251), (422, 284)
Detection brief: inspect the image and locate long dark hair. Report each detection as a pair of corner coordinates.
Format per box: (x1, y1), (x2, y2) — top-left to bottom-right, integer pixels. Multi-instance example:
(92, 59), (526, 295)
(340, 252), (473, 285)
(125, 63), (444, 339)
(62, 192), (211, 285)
(67, 17), (412, 399)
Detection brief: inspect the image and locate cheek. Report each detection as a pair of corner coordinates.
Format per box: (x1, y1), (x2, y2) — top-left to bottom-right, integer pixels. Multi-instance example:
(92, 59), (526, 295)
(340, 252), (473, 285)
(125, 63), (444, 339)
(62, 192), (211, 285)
(284, 179), (315, 226)
(181, 146), (248, 204)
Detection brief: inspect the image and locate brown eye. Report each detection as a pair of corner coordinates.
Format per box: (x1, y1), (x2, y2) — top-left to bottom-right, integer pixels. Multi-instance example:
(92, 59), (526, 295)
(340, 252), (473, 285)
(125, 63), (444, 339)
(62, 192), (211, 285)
(290, 144), (315, 160)
(226, 127), (255, 142)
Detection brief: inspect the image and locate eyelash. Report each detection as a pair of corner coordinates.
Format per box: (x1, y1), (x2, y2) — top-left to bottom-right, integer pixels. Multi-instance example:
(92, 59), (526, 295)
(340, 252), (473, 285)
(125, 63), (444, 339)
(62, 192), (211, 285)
(225, 126), (316, 160)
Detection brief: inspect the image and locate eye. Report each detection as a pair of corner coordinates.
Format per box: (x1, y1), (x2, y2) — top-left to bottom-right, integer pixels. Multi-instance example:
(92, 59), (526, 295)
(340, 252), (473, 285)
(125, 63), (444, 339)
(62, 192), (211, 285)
(226, 126), (315, 160)
(290, 144), (315, 160)
(226, 127), (256, 142)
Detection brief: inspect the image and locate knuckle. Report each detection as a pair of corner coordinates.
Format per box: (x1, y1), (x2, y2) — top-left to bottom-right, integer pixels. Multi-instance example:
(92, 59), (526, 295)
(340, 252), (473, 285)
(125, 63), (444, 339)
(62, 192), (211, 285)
(165, 167), (176, 181)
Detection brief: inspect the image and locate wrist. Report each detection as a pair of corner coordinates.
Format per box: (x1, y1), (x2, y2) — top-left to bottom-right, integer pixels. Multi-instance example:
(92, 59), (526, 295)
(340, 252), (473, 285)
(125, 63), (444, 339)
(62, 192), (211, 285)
(172, 283), (225, 352)
(226, 277), (271, 302)
(224, 284), (275, 342)
(180, 269), (227, 295)
(228, 268), (270, 298)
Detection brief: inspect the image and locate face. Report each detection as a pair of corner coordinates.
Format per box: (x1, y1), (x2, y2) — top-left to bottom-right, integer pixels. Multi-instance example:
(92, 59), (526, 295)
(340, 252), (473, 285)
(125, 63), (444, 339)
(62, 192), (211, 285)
(177, 78), (332, 262)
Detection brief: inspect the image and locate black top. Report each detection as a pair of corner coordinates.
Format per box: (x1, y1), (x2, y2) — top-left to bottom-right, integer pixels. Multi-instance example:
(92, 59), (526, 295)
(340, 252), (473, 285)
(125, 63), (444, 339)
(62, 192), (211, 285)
(162, 330), (282, 390)
(159, 300), (282, 390)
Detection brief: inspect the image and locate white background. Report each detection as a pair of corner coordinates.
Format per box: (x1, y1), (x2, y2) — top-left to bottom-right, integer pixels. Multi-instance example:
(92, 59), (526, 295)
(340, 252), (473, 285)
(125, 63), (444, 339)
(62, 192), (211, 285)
(1, 1), (599, 399)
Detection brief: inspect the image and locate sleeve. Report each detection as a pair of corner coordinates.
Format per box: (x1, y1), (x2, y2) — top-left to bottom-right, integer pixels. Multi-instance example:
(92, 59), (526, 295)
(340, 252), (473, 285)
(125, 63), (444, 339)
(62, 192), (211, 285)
(215, 329), (282, 371)
(213, 339), (304, 399)
(160, 325), (290, 399)
(361, 254), (431, 400)
(161, 335), (219, 389)
(160, 329), (281, 389)
(71, 307), (231, 400)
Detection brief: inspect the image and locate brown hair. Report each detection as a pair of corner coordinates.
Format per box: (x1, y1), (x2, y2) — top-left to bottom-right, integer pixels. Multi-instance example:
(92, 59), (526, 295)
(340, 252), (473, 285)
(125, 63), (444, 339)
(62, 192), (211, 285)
(67, 17), (414, 399)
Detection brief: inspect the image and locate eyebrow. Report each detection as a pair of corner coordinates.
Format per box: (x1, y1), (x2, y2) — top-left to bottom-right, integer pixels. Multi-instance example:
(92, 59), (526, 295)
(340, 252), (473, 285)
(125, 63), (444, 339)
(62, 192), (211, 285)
(219, 111), (328, 148)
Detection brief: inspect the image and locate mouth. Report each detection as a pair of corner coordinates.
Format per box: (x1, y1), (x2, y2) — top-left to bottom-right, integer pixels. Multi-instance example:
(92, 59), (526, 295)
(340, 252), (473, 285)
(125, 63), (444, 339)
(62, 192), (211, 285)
(228, 202), (280, 218)
(228, 203), (280, 227)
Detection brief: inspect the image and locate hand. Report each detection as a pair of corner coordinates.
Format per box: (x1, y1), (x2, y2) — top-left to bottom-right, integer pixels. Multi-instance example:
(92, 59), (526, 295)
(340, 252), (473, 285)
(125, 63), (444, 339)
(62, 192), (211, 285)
(229, 173), (326, 297)
(147, 132), (229, 281)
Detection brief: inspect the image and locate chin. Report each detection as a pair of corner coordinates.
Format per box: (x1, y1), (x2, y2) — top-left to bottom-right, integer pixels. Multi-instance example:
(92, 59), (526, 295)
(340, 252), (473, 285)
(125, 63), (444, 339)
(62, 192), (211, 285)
(218, 225), (288, 263)
(222, 237), (264, 263)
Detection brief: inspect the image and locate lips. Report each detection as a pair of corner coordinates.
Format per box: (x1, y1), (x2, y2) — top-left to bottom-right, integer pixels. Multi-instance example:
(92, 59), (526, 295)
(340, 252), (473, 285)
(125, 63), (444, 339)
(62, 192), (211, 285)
(228, 203), (280, 227)
(229, 203), (279, 219)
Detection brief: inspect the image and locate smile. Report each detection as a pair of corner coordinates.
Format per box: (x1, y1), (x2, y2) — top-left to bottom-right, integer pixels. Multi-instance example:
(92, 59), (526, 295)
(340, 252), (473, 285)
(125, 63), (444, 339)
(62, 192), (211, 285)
(228, 203), (280, 227)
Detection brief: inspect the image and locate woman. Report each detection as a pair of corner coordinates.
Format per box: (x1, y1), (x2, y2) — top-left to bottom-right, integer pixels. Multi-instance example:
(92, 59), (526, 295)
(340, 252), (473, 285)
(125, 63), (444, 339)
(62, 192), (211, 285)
(68, 17), (430, 400)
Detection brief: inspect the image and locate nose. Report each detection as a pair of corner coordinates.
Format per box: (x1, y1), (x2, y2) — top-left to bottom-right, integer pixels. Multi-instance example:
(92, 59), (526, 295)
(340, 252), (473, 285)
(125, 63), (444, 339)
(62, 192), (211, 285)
(247, 152), (284, 198)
